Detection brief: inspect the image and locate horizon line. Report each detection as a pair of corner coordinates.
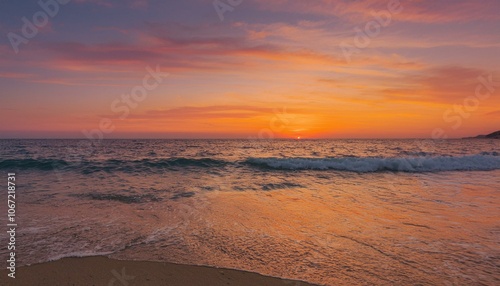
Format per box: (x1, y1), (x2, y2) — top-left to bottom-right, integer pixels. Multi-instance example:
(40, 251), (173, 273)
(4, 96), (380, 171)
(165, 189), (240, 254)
(0, 137), (483, 140)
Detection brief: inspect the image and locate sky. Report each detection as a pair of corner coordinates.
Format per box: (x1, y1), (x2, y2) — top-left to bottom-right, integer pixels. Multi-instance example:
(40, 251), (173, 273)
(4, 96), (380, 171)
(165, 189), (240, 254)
(0, 0), (499, 139)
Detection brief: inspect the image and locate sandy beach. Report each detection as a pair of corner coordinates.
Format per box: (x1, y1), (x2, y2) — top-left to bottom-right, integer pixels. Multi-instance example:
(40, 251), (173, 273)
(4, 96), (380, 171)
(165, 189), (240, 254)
(0, 256), (317, 286)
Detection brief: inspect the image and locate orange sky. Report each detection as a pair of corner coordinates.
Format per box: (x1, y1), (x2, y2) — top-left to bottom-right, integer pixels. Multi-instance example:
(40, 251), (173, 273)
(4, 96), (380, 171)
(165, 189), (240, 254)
(0, 0), (499, 138)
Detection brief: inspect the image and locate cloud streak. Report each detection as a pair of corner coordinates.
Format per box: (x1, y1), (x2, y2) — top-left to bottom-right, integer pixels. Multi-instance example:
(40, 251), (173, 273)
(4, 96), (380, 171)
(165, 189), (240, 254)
(0, 0), (498, 138)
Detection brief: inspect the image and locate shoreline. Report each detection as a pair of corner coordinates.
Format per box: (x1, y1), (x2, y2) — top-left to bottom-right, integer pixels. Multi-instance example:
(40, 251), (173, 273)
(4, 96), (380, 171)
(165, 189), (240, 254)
(0, 256), (319, 286)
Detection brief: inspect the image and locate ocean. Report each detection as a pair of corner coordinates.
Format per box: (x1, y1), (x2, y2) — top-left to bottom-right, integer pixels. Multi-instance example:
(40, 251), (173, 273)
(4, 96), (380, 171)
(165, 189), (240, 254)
(1, 139), (499, 285)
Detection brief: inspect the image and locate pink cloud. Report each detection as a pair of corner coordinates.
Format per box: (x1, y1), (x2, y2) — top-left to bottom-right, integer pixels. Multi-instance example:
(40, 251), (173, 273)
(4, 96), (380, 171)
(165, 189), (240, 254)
(381, 66), (497, 103)
(107, 105), (275, 120)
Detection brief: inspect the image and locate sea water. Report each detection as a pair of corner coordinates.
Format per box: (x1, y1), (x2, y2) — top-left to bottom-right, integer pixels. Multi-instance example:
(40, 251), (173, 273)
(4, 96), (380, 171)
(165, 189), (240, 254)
(0, 139), (499, 285)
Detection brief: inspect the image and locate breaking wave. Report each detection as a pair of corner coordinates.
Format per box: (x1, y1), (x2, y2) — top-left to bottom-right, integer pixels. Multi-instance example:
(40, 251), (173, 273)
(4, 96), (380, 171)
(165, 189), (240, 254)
(3, 153), (500, 173)
(245, 153), (500, 172)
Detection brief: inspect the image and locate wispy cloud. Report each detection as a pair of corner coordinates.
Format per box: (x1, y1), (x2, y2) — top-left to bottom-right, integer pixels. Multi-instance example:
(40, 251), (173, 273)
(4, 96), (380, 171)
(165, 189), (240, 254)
(380, 66), (495, 104)
(0, 0), (498, 138)
(120, 105), (275, 120)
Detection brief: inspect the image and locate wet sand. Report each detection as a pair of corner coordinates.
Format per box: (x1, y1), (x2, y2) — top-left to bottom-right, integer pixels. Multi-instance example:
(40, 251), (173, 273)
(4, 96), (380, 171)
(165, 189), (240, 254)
(0, 256), (318, 286)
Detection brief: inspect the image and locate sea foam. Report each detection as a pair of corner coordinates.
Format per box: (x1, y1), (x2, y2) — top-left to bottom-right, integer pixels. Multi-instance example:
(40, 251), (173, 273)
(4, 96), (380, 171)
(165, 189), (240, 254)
(245, 153), (500, 172)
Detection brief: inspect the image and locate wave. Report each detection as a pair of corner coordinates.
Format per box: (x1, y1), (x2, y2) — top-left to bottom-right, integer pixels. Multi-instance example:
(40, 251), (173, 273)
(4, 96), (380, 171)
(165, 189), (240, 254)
(245, 153), (500, 172)
(0, 158), (69, 170)
(262, 182), (304, 190)
(48, 251), (115, 263)
(0, 157), (227, 172)
(3, 153), (500, 173)
(70, 193), (162, 204)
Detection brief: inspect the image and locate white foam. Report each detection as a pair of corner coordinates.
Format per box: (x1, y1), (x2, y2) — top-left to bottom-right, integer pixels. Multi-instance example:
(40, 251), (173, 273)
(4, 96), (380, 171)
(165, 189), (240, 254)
(47, 251), (114, 262)
(246, 154), (500, 172)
